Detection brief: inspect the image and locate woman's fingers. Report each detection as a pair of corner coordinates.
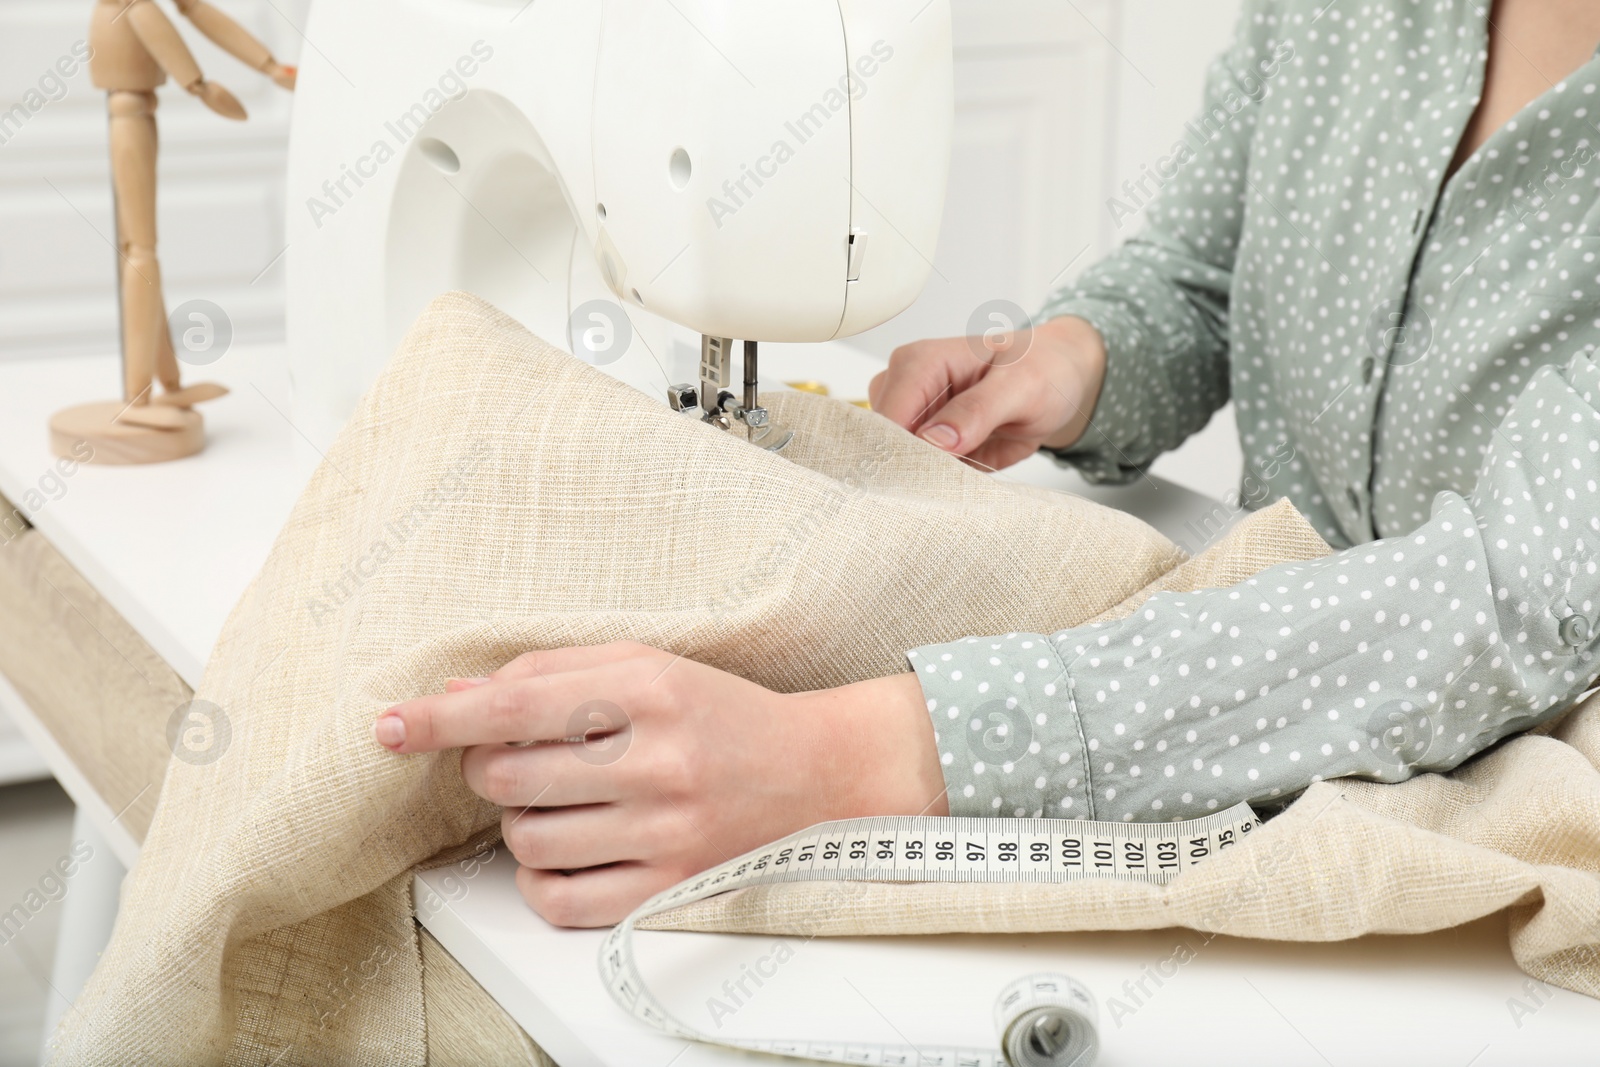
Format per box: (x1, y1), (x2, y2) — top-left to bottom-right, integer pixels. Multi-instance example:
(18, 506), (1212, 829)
(461, 741), (628, 807)
(964, 435), (1046, 474)
(500, 803), (652, 871)
(442, 641), (648, 692)
(516, 862), (679, 928)
(875, 335), (1049, 458)
(912, 368), (1038, 458)
(872, 338), (973, 434)
(378, 650), (661, 753)
(867, 368), (890, 411)
(871, 319), (1103, 467)
(485, 643), (639, 685)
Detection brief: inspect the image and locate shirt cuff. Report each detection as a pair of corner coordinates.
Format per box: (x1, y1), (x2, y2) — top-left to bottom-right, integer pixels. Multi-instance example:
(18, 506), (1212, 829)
(906, 634), (1094, 818)
(1033, 296), (1155, 485)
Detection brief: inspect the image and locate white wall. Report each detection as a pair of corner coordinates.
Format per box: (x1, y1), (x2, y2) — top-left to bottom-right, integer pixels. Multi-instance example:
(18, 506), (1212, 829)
(0, 0), (306, 361)
(1112, 2), (1243, 499)
(847, 0), (1117, 355)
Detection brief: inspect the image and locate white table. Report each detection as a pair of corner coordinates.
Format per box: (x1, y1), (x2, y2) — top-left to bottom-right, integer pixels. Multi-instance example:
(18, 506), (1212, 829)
(2, 342), (1595, 1066)
(0, 345), (319, 690)
(417, 851), (1600, 1067)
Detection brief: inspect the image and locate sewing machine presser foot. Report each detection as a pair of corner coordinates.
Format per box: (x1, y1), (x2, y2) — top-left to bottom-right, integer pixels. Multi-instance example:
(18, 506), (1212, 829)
(668, 336), (793, 452)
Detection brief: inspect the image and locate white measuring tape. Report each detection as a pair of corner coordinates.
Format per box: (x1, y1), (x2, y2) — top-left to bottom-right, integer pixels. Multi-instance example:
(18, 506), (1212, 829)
(600, 802), (1260, 1066)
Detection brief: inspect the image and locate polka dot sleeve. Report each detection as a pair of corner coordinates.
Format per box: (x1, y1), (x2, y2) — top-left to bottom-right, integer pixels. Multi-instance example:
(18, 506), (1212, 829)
(906, 634), (1093, 818)
(1035, 1), (1279, 484)
(911, 351), (1600, 821)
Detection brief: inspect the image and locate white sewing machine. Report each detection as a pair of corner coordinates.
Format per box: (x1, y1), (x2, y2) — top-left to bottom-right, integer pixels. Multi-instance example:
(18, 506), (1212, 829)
(284, 0), (952, 449)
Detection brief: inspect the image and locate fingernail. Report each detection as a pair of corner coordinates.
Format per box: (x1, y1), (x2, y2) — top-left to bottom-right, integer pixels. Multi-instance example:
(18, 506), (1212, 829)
(919, 423), (958, 449)
(375, 715), (406, 749)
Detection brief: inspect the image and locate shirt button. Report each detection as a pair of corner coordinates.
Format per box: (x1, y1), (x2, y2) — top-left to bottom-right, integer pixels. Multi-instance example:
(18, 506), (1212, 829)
(1361, 356), (1376, 384)
(1558, 614), (1591, 646)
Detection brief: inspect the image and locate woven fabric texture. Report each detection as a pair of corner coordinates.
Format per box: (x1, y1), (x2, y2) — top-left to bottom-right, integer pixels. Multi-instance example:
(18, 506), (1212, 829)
(0, 503), (543, 1064)
(49, 291), (1597, 1064)
(0, 524), (186, 843)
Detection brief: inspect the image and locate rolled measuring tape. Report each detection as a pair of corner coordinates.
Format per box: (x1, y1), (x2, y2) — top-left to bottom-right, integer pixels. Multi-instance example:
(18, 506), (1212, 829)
(600, 801), (1259, 1066)
(996, 973), (1098, 1067)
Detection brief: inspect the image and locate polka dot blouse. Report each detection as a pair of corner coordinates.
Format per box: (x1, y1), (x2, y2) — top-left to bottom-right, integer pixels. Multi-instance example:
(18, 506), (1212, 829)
(910, 0), (1600, 822)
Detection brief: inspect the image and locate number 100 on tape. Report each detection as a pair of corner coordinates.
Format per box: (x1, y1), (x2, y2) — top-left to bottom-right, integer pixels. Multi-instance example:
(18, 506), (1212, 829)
(748, 812), (1254, 885)
(600, 803), (1260, 1066)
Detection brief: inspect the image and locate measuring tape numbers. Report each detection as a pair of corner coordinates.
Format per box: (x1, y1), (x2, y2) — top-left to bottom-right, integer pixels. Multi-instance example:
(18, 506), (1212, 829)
(600, 802), (1260, 1066)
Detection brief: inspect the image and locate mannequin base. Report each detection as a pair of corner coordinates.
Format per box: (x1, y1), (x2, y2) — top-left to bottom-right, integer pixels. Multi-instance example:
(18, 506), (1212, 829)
(49, 400), (206, 465)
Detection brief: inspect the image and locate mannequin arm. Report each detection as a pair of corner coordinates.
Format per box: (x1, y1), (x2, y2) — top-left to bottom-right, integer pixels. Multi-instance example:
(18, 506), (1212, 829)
(120, 0), (203, 89)
(114, 0), (250, 116)
(173, 0), (295, 88)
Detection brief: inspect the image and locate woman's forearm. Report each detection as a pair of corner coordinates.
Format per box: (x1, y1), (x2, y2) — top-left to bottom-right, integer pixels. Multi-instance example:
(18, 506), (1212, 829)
(913, 351), (1600, 821)
(795, 672), (950, 819)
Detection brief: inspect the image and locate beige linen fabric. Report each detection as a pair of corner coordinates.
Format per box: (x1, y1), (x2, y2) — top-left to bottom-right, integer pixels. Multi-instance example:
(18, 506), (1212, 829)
(48, 291), (1597, 1064)
(0, 521), (186, 843)
(0, 498), (546, 1064)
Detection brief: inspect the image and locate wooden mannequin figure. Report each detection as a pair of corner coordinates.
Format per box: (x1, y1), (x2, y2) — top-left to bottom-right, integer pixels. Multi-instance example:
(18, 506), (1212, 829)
(49, 0), (295, 464)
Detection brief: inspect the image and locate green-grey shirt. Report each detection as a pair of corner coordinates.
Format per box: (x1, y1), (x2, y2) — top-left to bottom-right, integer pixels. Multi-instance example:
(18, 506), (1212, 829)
(911, 0), (1600, 821)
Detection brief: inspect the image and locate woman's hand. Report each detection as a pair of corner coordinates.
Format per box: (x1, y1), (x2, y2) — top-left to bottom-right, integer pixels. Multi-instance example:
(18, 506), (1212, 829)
(375, 642), (947, 927)
(868, 314), (1108, 471)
